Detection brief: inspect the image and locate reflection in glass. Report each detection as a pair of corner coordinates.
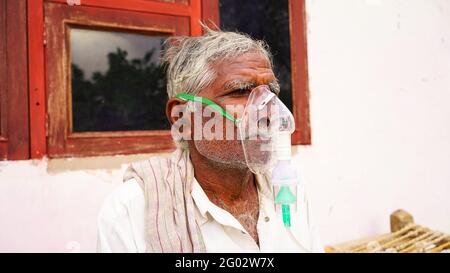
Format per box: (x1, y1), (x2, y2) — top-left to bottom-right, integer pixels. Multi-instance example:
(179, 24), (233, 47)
(219, 0), (292, 111)
(70, 28), (169, 132)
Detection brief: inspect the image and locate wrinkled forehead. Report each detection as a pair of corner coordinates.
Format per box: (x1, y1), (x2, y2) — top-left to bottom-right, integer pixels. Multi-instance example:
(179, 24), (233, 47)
(213, 51), (272, 73)
(211, 53), (277, 90)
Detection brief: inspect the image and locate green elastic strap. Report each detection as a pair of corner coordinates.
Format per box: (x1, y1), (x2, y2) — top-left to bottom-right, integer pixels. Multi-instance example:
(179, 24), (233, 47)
(175, 93), (240, 124)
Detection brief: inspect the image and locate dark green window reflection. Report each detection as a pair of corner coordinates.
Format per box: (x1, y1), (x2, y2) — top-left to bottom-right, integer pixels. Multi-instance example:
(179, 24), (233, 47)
(70, 28), (170, 132)
(219, 0), (293, 111)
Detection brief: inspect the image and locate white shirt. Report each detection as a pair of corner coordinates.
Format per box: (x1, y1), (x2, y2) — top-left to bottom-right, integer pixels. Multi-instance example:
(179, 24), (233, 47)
(97, 177), (322, 253)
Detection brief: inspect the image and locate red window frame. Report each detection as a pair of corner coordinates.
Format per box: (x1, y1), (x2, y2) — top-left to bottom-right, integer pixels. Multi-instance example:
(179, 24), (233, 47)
(0, 0), (29, 160)
(25, 0), (310, 159)
(0, 0), (6, 159)
(28, 0), (202, 158)
(44, 2), (192, 157)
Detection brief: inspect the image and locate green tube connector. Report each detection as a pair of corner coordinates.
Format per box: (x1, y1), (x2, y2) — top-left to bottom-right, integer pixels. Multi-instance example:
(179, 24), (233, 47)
(275, 185), (296, 228)
(281, 204), (291, 227)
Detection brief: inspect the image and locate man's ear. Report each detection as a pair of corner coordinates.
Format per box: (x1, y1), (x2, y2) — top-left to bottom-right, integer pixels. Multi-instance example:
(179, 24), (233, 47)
(166, 97), (186, 125)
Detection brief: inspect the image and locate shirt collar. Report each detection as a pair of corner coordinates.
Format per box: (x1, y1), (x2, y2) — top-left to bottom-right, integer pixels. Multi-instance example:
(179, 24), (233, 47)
(191, 178), (243, 231)
(190, 175), (274, 231)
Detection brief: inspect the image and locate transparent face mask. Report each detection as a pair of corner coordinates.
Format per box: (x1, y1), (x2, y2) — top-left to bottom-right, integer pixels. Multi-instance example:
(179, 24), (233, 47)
(174, 85), (295, 174)
(237, 85), (295, 174)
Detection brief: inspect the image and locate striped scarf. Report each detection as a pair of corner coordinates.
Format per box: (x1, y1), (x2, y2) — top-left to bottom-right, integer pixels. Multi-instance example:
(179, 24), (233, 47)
(123, 148), (206, 253)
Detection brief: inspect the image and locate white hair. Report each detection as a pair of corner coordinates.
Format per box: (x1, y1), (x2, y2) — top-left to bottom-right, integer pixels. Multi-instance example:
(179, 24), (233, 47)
(162, 27), (275, 98)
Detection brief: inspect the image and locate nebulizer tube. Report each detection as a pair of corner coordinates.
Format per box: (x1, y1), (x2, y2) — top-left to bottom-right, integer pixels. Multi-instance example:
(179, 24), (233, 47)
(265, 93), (307, 250)
(272, 121), (297, 228)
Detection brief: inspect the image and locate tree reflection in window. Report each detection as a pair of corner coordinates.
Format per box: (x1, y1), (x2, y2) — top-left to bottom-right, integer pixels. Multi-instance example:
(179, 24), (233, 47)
(71, 29), (170, 132)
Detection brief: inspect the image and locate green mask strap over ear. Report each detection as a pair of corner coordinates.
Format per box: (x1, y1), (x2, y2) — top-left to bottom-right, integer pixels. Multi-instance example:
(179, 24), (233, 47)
(175, 93), (241, 124)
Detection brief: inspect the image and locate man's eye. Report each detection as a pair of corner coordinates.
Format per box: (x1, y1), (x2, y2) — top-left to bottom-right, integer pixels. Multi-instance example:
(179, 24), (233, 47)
(229, 88), (251, 96)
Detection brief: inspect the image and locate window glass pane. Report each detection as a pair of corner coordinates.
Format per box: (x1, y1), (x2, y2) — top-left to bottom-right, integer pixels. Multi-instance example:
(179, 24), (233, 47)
(70, 28), (169, 132)
(219, 0), (292, 111)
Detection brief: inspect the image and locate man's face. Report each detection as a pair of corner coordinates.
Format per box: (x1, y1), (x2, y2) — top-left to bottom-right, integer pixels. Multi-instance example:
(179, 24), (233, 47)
(191, 52), (277, 168)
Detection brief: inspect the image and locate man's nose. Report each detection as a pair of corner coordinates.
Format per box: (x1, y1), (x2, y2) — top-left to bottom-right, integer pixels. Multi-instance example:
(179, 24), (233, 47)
(257, 116), (271, 130)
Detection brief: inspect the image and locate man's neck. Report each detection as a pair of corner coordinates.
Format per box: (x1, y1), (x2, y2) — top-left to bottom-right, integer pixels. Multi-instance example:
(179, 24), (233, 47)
(188, 144), (261, 245)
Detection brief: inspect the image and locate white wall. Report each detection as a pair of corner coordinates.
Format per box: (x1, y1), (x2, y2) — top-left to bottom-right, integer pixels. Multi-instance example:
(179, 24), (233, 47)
(0, 0), (449, 252)
(298, 0), (450, 245)
(0, 159), (120, 252)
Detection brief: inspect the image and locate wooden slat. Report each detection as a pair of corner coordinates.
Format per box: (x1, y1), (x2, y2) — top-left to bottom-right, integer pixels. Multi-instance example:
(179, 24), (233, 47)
(68, 130), (173, 139)
(28, 0), (47, 159)
(0, 0), (6, 146)
(190, 0), (202, 36)
(47, 0), (191, 16)
(325, 233), (389, 253)
(0, 142), (6, 160)
(6, 0), (30, 160)
(59, 134), (175, 158)
(0, 140), (6, 160)
(201, 0), (219, 30)
(0, 0), (30, 160)
(289, 0), (311, 145)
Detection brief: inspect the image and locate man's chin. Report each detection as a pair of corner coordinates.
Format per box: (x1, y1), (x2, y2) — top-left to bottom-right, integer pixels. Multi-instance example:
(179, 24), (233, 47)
(193, 140), (248, 168)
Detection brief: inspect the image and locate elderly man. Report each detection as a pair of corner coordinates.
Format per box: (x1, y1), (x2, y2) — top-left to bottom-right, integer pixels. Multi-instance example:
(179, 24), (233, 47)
(97, 28), (322, 253)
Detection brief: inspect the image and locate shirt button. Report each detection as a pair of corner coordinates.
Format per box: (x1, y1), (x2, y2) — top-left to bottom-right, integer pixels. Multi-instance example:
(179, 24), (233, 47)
(264, 216), (270, 222)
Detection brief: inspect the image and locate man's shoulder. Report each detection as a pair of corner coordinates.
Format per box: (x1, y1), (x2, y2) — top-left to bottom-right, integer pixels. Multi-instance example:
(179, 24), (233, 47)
(98, 179), (144, 223)
(124, 153), (176, 182)
(129, 152), (176, 169)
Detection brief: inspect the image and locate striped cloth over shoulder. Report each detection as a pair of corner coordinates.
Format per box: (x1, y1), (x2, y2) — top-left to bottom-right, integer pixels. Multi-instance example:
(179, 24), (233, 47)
(123, 148), (206, 253)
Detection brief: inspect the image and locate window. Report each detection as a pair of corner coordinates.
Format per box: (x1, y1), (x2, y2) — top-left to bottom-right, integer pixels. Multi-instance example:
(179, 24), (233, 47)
(42, 1), (192, 157)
